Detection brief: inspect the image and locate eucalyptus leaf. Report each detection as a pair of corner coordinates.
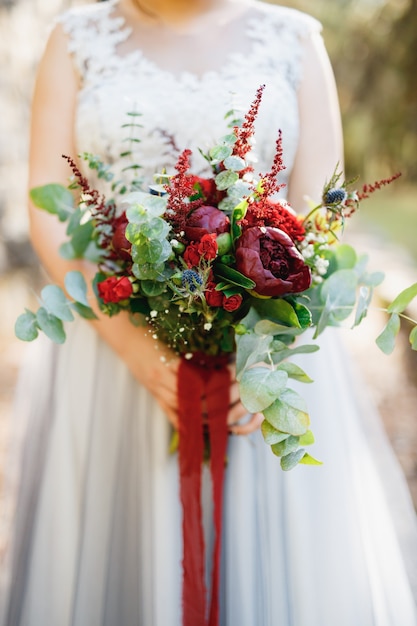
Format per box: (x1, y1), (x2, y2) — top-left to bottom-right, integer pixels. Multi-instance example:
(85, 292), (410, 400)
(209, 144), (233, 163)
(320, 269), (358, 322)
(223, 155), (246, 171)
(71, 302), (98, 320)
(235, 332), (273, 379)
(299, 452), (323, 466)
(270, 342), (320, 364)
(30, 184), (74, 221)
(41, 285), (74, 322)
(353, 285), (372, 327)
(215, 170), (239, 190)
(65, 271), (90, 306)
(387, 282), (417, 314)
(299, 430), (315, 446)
(36, 307), (66, 344)
(335, 244), (357, 269)
(261, 420), (290, 445)
(15, 310), (39, 342)
(254, 320), (304, 337)
(277, 362), (313, 383)
(239, 367), (288, 413)
(280, 448), (306, 471)
(271, 435), (300, 457)
(375, 313), (401, 354)
(263, 388), (310, 436)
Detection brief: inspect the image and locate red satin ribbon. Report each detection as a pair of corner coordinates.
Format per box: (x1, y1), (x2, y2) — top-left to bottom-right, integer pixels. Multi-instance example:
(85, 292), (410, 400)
(178, 355), (230, 626)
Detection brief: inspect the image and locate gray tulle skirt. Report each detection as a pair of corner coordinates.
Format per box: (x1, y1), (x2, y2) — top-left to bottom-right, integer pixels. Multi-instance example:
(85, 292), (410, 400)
(1, 320), (417, 625)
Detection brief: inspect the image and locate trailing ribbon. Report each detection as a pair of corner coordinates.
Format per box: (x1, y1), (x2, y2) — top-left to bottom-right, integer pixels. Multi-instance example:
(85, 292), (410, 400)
(177, 354), (230, 626)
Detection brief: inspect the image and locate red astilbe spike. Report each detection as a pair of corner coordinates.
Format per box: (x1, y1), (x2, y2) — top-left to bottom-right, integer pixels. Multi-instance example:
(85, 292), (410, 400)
(358, 172), (401, 200)
(164, 149), (203, 235)
(62, 154), (118, 257)
(257, 130), (287, 198)
(232, 84), (265, 160)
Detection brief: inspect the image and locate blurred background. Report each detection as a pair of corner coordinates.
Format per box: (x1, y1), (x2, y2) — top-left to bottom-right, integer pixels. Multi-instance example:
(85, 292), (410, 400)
(0, 0), (416, 504)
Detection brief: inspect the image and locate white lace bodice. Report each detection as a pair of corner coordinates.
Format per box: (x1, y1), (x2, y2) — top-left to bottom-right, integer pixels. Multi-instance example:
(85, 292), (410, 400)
(57, 0), (321, 191)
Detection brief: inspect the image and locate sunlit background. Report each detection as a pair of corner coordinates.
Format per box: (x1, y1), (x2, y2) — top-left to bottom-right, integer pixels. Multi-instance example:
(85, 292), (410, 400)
(0, 0), (416, 504)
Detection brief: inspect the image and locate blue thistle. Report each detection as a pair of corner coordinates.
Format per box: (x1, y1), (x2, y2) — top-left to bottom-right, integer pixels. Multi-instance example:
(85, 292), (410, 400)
(181, 269), (203, 293)
(325, 187), (348, 205)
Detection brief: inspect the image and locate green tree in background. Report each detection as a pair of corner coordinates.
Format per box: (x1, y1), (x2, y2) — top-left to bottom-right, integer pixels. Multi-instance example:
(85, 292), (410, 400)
(269, 0), (417, 183)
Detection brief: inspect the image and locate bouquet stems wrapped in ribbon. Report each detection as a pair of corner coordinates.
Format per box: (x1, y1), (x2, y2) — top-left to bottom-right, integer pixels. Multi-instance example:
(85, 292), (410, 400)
(16, 85), (417, 626)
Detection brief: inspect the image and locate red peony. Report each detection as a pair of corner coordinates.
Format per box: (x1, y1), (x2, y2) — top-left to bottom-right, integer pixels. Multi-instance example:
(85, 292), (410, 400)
(184, 205), (230, 242)
(97, 276), (133, 303)
(223, 294), (243, 312)
(235, 226), (311, 297)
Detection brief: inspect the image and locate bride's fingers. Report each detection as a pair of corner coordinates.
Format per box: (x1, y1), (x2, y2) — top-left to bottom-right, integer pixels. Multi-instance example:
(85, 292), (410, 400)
(226, 400), (251, 426)
(229, 412), (264, 435)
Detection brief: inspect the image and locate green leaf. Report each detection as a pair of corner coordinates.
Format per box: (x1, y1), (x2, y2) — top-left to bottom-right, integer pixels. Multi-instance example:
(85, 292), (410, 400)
(353, 285), (372, 328)
(271, 435), (300, 457)
(298, 430), (315, 446)
(375, 313), (401, 354)
(41, 285), (74, 322)
(140, 281), (166, 297)
(223, 155), (246, 171)
(36, 307), (66, 344)
(65, 271), (90, 306)
(261, 421), (290, 445)
(270, 342), (320, 364)
(320, 269), (358, 322)
(15, 310), (39, 341)
(335, 244), (357, 270)
(214, 264), (256, 289)
(299, 452), (323, 466)
(71, 302), (98, 320)
(30, 184), (74, 221)
(280, 448), (306, 471)
(239, 367), (288, 413)
(277, 362), (313, 383)
(252, 298), (301, 328)
(235, 332), (273, 380)
(410, 326), (417, 350)
(68, 220), (94, 258)
(263, 388), (310, 436)
(209, 144), (233, 163)
(254, 320), (304, 337)
(387, 282), (417, 314)
(215, 170), (239, 190)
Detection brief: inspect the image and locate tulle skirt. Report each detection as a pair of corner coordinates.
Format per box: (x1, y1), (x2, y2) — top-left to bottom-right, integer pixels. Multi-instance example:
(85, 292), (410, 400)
(1, 320), (417, 625)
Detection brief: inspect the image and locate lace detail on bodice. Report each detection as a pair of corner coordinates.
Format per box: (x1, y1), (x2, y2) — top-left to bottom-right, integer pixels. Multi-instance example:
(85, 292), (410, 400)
(57, 0), (321, 192)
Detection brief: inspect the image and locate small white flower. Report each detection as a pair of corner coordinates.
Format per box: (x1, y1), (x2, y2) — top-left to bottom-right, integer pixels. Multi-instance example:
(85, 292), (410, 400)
(316, 258), (329, 275)
(185, 353), (193, 360)
(150, 310), (158, 318)
(152, 333), (158, 339)
(204, 322), (212, 331)
(160, 356), (167, 363)
(302, 244), (315, 259)
(179, 327), (185, 333)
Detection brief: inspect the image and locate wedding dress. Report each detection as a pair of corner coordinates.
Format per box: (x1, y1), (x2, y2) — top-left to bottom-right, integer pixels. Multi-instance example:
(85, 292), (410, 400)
(1, 1), (417, 624)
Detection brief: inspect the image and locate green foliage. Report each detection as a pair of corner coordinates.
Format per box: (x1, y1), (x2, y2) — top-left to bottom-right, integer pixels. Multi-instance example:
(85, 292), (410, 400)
(29, 184), (74, 221)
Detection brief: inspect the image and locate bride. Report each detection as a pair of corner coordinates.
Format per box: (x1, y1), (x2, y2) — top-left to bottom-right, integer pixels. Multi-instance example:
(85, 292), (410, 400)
(1, 0), (417, 624)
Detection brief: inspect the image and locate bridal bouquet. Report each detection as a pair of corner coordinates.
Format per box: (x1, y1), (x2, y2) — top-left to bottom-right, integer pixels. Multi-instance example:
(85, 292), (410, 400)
(16, 84), (417, 626)
(17, 85), (417, 473)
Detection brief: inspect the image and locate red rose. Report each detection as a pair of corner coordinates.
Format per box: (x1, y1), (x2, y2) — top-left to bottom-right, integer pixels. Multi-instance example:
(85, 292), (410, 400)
(111, 215), (132, 260)
(205, 282), (224, 307)
(97, 276), (133, 303)
(198, 233), (218, 260)
(223, 294), (243, 312)
(184, 205), (230, 242)
(183, 243), (201, 268)
(235, 226), (311, 297)
(187, 175), (225, 206)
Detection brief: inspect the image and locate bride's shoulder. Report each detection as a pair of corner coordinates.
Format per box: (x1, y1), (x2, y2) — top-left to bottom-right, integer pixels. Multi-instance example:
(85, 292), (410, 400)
(55, 0), (119, 33)
(252, 2), (322, 36)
